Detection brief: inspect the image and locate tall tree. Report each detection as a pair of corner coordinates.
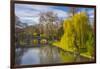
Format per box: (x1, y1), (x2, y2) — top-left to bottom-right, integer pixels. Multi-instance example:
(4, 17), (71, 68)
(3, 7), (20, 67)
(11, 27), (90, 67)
(39, 11), (61, 40)
(54, 12), (94, 58)
(68, 7), (77, 17)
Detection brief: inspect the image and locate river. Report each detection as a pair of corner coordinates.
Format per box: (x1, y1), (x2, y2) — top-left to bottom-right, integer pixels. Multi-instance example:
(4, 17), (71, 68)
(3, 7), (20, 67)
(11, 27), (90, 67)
(15, 45), (92, 66)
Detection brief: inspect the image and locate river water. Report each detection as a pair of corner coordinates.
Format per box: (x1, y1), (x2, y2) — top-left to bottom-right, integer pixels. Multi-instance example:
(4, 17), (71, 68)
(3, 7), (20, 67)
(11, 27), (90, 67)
(15, 45), (92, 65)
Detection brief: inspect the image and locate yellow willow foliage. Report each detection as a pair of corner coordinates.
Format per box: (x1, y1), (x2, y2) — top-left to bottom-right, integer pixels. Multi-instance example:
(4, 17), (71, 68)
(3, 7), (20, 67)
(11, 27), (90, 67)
(72, 12), (89, 49)
(53, 12), (94, 55)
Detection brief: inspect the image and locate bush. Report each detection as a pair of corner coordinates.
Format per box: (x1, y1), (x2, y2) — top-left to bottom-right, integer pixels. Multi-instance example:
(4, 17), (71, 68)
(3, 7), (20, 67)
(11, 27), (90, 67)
(32, 39), (38, 45)
(40, 39), (47, 44)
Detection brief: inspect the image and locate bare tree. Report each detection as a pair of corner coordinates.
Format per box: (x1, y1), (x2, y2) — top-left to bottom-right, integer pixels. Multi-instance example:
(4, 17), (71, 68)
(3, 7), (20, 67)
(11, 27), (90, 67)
(39, 11), (61, 40)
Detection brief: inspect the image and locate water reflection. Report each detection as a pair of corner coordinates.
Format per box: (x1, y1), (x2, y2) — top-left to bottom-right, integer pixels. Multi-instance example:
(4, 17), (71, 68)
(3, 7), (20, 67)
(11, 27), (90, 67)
(21, 48), (40, 65)
(15, 45), (91, 65)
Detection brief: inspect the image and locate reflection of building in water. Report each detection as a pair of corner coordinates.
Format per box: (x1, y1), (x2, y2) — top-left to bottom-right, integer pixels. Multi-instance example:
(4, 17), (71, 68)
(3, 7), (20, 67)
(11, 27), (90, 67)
(39, 46), (61, 64)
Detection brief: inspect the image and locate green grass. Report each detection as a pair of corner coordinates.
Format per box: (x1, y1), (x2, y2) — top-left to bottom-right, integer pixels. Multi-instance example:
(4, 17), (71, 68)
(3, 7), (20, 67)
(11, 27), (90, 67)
(59, 51), (75, 62)
(52, 41), (94, 59)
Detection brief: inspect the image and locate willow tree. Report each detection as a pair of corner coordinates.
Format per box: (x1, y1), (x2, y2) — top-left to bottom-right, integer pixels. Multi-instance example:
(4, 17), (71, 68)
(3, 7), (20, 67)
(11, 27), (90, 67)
(53, 12), (94, 58)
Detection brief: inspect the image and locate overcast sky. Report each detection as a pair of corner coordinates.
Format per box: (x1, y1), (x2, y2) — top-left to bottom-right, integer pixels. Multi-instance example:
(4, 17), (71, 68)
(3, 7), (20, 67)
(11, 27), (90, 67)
(15, 3), (94, 25)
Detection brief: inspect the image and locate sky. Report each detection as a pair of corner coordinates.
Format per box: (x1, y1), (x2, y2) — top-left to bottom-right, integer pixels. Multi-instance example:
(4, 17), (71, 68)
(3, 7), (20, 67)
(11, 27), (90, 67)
(15, 3), (94, 25)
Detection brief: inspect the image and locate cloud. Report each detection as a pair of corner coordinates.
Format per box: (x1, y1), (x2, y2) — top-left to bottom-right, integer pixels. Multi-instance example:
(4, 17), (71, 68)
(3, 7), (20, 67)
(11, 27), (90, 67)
(31, 5), (68, 18)
(19, 16), (40, 25)
(52, 9), (68, 18)
(15, 4), (40, 17)
(77, 8), (94, 20)
(15, 4), (69, 25)
(87, 9), (94, 19)
(16, 4), (95, 26)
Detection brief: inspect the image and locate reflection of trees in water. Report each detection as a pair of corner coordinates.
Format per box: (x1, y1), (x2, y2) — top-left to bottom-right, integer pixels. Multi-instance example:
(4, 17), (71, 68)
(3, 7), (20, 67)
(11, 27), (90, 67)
(39, 46), (61, 64)
(15, 46), (92, 65)
(39, 46), (90, 64)
(39, 46), (53, 64)
(15, 48), (28, 65)
(59, 47), (91, 63)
